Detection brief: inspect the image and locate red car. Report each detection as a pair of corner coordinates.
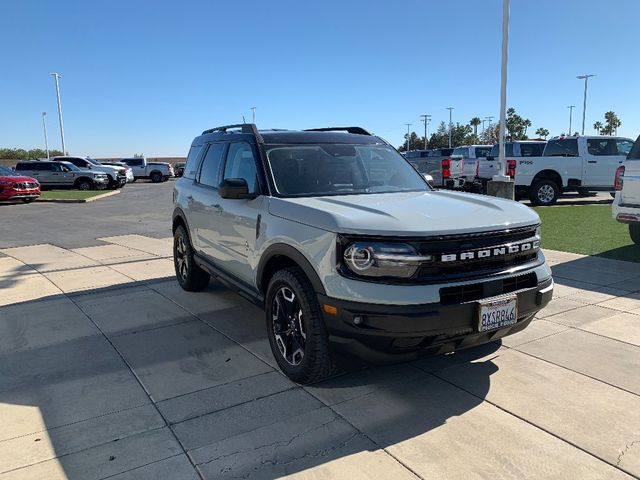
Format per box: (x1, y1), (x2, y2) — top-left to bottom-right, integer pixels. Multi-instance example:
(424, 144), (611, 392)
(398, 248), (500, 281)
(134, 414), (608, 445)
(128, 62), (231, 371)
(0, 165), (41, 203)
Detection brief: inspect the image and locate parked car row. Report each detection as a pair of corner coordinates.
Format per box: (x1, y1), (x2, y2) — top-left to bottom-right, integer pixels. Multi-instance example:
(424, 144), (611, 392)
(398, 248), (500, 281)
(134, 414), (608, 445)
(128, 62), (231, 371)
(118, 157), (174, 182)
(407, 135), (633, 206)
(15, 160), (110, 191)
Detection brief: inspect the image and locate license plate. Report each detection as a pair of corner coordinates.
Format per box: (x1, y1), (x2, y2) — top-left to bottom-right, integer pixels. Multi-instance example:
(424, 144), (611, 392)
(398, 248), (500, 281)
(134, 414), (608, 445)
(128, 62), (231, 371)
(478, 296), (517, 332)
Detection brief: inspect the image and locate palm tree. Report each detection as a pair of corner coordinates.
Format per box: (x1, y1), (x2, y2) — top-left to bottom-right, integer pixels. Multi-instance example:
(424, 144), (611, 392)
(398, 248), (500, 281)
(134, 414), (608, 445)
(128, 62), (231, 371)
(593, 121), (603, 134)
(523, 119), (532, 137)
(469, 117), (481, 136)
(535, 127), (549, 139)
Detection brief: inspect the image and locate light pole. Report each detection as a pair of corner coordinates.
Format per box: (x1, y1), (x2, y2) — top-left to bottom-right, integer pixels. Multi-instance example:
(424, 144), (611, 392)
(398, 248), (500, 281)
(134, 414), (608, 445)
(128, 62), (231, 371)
(567, 105), (575, 136)
(405, 123), (412, 152)
(496, 0), (510, 180)
(420, 114), (431, 149)
(446, 107), (454, 148)
(50, 73), (66, 154)
(251, 106), (256, 124)
(42, 112), (50, 159)
(576, 74), (595, 135)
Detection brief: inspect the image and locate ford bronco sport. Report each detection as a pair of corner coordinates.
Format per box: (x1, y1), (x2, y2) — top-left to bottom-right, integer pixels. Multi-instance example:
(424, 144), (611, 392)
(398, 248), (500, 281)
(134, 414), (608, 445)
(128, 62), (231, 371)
(172, 124), (553, 384)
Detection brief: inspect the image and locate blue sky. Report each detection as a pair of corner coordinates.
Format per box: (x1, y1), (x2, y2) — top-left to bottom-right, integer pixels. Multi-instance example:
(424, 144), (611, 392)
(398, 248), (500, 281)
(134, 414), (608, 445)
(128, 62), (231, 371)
(2, 0), (639, 157)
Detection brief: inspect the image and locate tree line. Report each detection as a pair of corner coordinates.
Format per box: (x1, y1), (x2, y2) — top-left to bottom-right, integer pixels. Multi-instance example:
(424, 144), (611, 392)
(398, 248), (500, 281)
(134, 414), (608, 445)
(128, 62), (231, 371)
(0, 148), (64, 160)
(398, 109), (624, 151)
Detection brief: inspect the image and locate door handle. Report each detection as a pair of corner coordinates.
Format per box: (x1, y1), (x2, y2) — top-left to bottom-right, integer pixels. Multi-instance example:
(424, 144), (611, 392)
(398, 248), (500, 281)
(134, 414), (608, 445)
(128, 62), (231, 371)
(587, 160), (597, 164)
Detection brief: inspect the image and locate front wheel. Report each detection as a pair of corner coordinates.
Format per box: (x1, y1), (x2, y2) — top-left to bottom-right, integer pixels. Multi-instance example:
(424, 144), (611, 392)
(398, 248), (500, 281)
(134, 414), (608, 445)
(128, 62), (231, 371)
(173, 225), (210, 291)
(630, 224), (640, 245)
(266, 268), (333, 384)
(529, 179), (559, 206)
(151, 172), (162, 183)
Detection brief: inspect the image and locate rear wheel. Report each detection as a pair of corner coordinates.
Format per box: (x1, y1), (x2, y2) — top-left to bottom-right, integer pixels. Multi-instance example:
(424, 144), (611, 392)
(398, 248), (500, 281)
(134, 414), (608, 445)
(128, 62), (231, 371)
(630, 224), (640, 245)
(151, 172), (162, 183)
(529, 179), (559, 206)
(173, 225), (210, 291)
(266, 268), (333, 384)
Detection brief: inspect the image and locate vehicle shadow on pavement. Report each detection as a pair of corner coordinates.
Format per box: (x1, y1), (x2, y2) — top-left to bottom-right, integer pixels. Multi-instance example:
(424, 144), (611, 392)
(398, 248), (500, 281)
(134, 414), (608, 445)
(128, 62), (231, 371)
(0, 276), (499, 479)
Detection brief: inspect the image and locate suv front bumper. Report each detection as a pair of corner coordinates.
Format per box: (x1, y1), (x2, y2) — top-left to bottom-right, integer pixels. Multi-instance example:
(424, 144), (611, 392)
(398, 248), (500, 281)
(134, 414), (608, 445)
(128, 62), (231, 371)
(318, 277), (553, 363)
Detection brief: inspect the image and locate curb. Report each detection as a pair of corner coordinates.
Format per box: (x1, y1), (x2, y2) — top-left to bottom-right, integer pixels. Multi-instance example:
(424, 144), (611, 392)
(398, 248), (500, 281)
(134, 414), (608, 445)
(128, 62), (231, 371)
(37, 189), (121, 204)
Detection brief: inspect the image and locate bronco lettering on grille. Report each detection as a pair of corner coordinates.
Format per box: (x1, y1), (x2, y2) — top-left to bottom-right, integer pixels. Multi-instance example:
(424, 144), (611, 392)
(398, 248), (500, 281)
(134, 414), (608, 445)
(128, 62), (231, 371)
(440, 240), (540, 262)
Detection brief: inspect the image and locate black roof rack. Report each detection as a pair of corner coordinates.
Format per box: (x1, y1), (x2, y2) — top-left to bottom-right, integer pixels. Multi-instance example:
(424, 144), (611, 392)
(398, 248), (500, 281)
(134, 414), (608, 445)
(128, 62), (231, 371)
(304, 127), (372, 136)
(201, 123), (263, 142)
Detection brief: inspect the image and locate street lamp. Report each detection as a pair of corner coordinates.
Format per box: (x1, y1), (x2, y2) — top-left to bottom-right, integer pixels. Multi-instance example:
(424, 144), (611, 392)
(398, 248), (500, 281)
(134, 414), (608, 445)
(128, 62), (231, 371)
(567, 105), (575, 136)
(405, 123), (412, 152)
(251, 106), (256, 124)
(42, 112), (49, 159)
(420, 114), (431, 149)
(50, 72), (66, 154)
(446, 107), (454, 148)
(576, 74), (595, 135)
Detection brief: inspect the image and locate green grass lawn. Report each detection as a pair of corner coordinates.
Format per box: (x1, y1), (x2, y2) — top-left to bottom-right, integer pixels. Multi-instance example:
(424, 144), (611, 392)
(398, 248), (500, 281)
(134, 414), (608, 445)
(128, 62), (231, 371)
(40, 190), (109, 200)
(534, 204), (640, 263)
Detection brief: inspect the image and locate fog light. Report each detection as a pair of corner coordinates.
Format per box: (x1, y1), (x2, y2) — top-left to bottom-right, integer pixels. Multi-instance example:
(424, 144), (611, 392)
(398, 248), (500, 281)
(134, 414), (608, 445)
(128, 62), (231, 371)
(353, 315), (363, 325)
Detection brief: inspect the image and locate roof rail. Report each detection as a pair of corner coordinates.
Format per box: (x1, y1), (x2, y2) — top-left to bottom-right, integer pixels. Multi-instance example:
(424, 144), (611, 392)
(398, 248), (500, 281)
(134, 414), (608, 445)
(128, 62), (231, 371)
(201, 123), (263, 143)
(304, 127), (372, 136)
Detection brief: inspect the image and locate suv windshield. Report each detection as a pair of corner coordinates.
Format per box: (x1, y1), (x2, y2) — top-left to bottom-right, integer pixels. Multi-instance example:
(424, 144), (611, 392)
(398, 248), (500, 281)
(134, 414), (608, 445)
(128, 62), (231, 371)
(0, 166), (18, 176)
(266, 144), (428, 197)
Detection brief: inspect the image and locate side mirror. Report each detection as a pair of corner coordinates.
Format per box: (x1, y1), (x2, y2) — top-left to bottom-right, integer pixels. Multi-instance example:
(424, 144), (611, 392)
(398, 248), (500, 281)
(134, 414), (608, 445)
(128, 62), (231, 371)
(423, 174), (434, 187)
(219, 178), (255, 199)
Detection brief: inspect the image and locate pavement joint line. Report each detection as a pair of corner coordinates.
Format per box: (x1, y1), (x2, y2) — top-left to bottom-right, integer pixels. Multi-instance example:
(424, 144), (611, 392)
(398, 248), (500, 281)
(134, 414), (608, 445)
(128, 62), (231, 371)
(427, 369), (638, 479)
(543, 318), (640, 350)
(105, 318), (200, 339)
(28, 264), (205, 480)
(553, 272), (640, 292)
(503, 344), (640, 399)
(0, 400), (152, 445)
(97, 453), (186, 480)
(155, 370), (282, 407)
(0, 425), (173, 477)
(501, 323), (572, 349)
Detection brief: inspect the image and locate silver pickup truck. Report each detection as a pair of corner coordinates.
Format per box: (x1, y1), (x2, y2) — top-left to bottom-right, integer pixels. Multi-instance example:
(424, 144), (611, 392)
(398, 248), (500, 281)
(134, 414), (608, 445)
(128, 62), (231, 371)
(405, 148), (465, 189)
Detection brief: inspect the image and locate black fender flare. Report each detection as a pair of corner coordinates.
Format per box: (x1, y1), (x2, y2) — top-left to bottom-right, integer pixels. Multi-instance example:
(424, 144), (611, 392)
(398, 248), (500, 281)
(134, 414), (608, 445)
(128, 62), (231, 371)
(257, 243), (326, 295)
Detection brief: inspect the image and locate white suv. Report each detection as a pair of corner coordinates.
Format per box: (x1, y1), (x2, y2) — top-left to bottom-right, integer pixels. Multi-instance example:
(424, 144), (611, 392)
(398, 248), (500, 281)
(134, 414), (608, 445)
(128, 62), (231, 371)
(172, 124), (553, 383)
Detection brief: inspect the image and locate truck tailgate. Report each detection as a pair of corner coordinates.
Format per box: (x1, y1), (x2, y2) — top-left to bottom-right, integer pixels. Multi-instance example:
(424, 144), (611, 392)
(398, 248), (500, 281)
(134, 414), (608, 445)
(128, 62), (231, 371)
(477, 157), (501, 180)
(621, 160), (640, 205)
(448, 155), (464, 178)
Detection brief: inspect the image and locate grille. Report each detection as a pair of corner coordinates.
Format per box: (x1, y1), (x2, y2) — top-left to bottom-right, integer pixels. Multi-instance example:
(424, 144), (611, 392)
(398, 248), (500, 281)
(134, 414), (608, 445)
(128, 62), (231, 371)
(413, 225), (539, 282)
(439, 272), (537, 305)
(14, 182), (38, 190)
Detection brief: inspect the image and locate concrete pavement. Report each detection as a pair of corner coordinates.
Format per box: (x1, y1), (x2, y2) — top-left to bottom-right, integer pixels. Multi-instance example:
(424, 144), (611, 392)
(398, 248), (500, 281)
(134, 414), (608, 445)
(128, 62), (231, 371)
(0, 237), (638, 479)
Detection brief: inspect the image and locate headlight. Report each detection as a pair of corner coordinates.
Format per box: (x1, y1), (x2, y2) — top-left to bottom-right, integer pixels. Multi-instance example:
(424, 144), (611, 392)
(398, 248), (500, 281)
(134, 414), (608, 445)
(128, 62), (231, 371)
(343, 242), (432, 278)
(535, 225), (541, 238)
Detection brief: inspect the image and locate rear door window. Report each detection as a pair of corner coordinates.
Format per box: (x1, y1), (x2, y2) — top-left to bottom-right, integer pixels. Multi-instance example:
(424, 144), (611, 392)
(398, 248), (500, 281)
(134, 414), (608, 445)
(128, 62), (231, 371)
(544, 139), (579, 156)
(520, 143), (545, 157)
(616, 139), (634, 156)
(183, 145), (203, 180)
(452, 147), (469, 158)
(587, 138), (618, 156)
(197, 142), (225, 187)
(475, 147), (491, 158)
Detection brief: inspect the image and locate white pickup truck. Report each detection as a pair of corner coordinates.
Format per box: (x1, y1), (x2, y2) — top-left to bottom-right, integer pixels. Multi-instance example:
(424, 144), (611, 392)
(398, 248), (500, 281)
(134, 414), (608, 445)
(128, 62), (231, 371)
(613, 134), (640, 243)
(120, 157), (174, 183)
(478, 136), (633, 205)
(451, 144), (492, 187)
(405, 149), (465, 189)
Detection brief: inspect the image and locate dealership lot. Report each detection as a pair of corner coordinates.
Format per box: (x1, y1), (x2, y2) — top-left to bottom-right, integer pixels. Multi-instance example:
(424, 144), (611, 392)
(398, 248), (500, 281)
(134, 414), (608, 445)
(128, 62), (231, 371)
(0, 183), (639, 479)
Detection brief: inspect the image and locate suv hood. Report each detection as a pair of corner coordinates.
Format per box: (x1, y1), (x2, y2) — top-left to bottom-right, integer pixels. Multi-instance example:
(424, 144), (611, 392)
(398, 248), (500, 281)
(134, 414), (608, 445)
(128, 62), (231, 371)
(268, 190), (540, 236)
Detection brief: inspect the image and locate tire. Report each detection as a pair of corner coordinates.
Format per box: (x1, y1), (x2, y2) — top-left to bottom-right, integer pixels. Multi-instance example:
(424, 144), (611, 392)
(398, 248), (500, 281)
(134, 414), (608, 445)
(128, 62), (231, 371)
(529, 179), (559, 206)
(151, 171), (162, 183)
(75, 179), (92, 191)
(630, 224), (640, 245)
(265, 268), (333, 384)
(173, 225), (210, 291)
